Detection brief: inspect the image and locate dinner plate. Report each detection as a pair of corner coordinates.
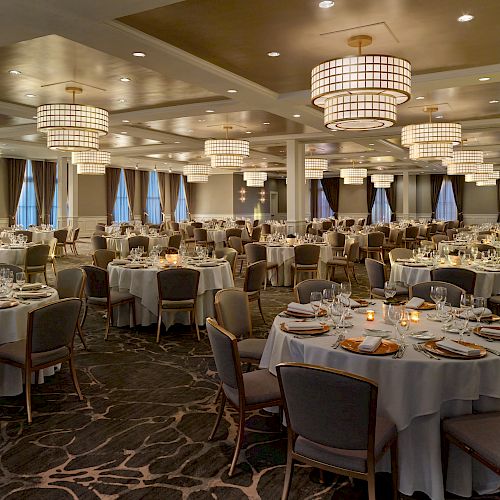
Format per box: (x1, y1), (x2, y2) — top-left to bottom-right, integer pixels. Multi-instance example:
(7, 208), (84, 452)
(280, 322), (329, 335)
(409, 332), (438, 340)
(340, 337), (399, 356)
(423, 340), (486, 359)
(473, 326), (500, 341)
(283, 308), (327, 318)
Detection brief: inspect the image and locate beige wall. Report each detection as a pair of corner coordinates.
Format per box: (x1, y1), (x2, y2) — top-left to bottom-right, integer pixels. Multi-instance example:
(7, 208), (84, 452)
(416, 175), (432, 215)
(233, 173), (269, 218)
(338, 181), (367, 215)
(463, 182), (498, 215)
(190, 174), (234, 216)
(0, 158), (8, 219)
(78, 174), (106, 217)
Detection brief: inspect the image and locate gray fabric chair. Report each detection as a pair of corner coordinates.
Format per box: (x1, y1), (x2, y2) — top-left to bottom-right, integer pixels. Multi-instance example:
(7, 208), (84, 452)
(365, 258), (407, 299)
(322, 220), (333, 231)
(383, 229), (403, 253)
(241, 260), (267, 324)
(206, 318), (283, 477)
(291, 244), (321, 287)
(180, 228), (195, 248)
(194, 228), (209, 247)
(65, 227), (80, 255)
(245, 243), (277, 285)
(25, 244), (50, 283)
(402, 226), (419, 249)
(0, 298), (83, 423)
(344, 218), (355, 228)
(228, 236), (246, 274)
(251, 226), (262, 242)
(442, 412), (500, 479)
(215, 247), (238, 276)
(120, 224), (134, 235)
(361, 231), (385, 262)
(431, 267), (476, 295)
(14, 230), (33, 242)
(81, 265), (136, 340)
(388, 248), (413, 267)
(225, 228), (242, 240)
(54, 229), (68, 255)
(377, 225), (391, 238)
(294, 279), (337, 303)
(261, 223), (271, 236)
(276, 363), (398, 500)
(91, 235), (107, 252)
(92, 249), (116, 269)
(409, 281), (465, 307)
(185, 225), (195, 239)
(325, 231), (345, 256)
(95, 224), (106, 232)
(327, 240), (359, 283)
(156, 268), (200, 342)
(0, 263), (23, 276)
(446, 229), (457, 241)
(432, 234), (448, 246)
(191, 222), (203, 228)
(56, 268), (87, 350)
(128, 235), (149, 253)
(168, 233), (182, 250)
(169, 221), (180, 231)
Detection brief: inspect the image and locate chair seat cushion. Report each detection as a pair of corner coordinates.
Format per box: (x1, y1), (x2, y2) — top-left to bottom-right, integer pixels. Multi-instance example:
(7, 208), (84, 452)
(327, 257), (347, 265)
(292, 264), (318, 270)
(0, 340), (69, 366)
(443, 412), (500, 468)
(238, 338), (266, 360)
(161, 299), (195, 309)
(224, 369), (281, 406)
(372, 285), (408, 297)
(87, 290), (134, 305)
(294, 416), (396, 473)
(488, 295), (500, 304)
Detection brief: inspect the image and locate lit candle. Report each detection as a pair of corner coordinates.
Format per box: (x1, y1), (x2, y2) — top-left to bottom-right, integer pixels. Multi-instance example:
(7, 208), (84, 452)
(366, 310), (375, 321)
(410, 310), (420, 323)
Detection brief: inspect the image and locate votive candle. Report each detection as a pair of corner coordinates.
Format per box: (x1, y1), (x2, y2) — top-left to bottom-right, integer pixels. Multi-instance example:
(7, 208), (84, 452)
(366, 310), (375, 321)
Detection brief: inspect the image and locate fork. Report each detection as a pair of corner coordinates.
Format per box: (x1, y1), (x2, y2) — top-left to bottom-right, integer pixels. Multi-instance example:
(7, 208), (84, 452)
(393, 344), (407, 359)
(413, 343), (440, 360)
(332, 334), (345, 349)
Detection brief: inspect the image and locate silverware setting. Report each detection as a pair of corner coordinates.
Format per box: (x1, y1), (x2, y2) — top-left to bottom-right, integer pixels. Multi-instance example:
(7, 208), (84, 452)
(413, 343), (440, 360)
(393, 344), (407, 359)
(331, 334), (345, 349)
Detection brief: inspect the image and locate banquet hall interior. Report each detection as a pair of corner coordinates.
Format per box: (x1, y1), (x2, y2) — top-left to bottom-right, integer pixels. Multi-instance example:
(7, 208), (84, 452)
(1, 1), (500, 499)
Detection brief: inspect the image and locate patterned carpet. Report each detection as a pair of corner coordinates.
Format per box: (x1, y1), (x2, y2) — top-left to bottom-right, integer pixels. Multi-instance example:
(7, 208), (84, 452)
(0, 240), (497, 499)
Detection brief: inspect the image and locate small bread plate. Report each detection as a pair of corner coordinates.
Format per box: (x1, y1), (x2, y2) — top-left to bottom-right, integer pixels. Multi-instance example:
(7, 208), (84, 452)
(280, 322), (329, 336)
(409, 331), (438, 341)
(340, 337), (400, 356)
(473, 326), (500, 342)
(423, 340), (486, 359)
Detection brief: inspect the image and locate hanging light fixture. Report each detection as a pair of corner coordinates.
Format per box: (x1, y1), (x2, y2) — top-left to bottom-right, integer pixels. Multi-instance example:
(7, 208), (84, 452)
(311, 35), (411, 131)
(72, 150), (110, 175)
(465, 171), (499, 183)
(305, 157), (328, 180)
(371, 174), (394, 189)
(205, 125), (249, 169)
(444, 147), (493, 175)
(184, 164), (210, 183)
(243, 171), (267, 187)
(37, 86), (108, 152)
(476, 179), (497, 187)
(340, 162), (367, 185)
(401, 106), (461, 160)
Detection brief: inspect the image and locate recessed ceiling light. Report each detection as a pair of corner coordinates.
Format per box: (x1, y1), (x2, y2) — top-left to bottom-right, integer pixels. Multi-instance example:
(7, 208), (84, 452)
(169, 169), (172, 173)
(435, 115), (444, 119)
(25, 94), (36, 98)
(267, 51), (280, 57)
(174, 141), (181, 144)
(118, 99), (126, 103)
(490, 100), (499, 104)
(8, 69), (21, 75)
(122, 119), (130, 123)
(120, 77), (131, 82)
(293, 114), (301, 118)
(205, 109), (215, 113)
(246, 131), (252, 134)
(227, 89), (238, 93)
(121, 131), (128, 134)
(479, 77), (491, 81)
(263, 122), (270, 125)
(416, 96), (425, 100)
(458, 13), (474, 22)
(132, 52), (146, 57)
(319, 0), (335, 8)
(368, 143), (375, 146)
(197, 119), (206, 122)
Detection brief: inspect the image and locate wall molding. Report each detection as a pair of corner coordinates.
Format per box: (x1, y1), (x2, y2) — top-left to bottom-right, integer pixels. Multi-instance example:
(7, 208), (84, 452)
(463, 213), (498, 225)
(0, 218), (9, 229)
(73, 216), (107, 237)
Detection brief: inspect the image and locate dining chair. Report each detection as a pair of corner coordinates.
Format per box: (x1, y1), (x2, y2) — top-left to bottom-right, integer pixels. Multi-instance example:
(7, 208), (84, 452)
(120, 224), (134, 235)
(325, 231), (345, 256)
(446, 229), (457, 241)
(344, 218), (355, 228)
(191, 222), (203, 229)
(92, 249), (116, 269)
(291, 244), (321, 287)
(377, 225), (391, 239)
(128, 235), (149, 253)
(56, 268), (88, 350)
(251, 226), (262, 242)
(215, 247), (238, 276)
(65, 227), (80, 254)
(477, 243), (496, 253)
(228, 236), (246, 274)
(294, 279), (337, 304)
(25, 244), (50, 284)
(185, 225), (195, 239)
(409, 281), (465, 307)
(168, 233), (182, 250)
(261, 223), (271, 235)
(326, 240), (359, 283)
(241, 260), (267, 324)
(276, 362), (398, 500)
(431, 267), (476, 295)
(360, 231), (385, 262)
(156, 268), (200, 342)
(160, 247), (180, 255)
(53, 229), (68, 256)
(91, 235), (108, 252)
(46, 237), (58, 276)
(194, 228), (209, 247)
(95, 224), (106, 232)
(225, 228), (242, 241)
(365, 258), (407, 299)
(435, 221), (447, 234)
(206, 318), (283, 477)
(244, 243), (277, 286)
(383, 229), (403, 254)
(0, 263), (23, 275)
(427, 223), (438, 236)
(388, 248), (413, 267)
(322, 220), (333, 231)
(417, 225), (431, 242)
(402, 226), (419, 249)
(0, 298), (83, 423)
(81, 265), (136, 340)
(14, 230), (33, 242)
(432, 234), (448, 246)
(169, 221), (180, 232)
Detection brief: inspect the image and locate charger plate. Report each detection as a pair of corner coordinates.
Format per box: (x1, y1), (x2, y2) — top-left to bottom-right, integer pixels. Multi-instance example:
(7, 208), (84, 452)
(340, 337), (399, 356)
(423, 340), (486, 359)
(473, 326), (500, 342)
(280, 322), (329, 335)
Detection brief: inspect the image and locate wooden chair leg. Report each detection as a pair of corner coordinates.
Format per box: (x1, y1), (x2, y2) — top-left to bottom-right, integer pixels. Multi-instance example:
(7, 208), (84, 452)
(130, 299), (137, 328)
(69, 356), (83, 400)
(76, 323), (88, 350)
(441, 432), (450, 493)
(257, 297), (266, 325)
(156, 305), (162, 343)
(208, 392), (226, 441)
(213, 382), (223, 403)
(80, 302), (88, 329)
(229, 407), (246, 477)
(104, 305), (111, 340)
(193, 309), (201, 341)
(281, 453), (294, 500)
(391, 439), (399, 500)
(25, 367), (33, 424)
(367, 473), (377, 500)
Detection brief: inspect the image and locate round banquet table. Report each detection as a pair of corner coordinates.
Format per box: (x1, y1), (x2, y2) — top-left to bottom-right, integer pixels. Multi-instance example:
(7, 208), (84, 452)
(207, 229), (226, 246)
(106, 236), (169, 256)
(0, 245), (27, 266)
(270, 223), (287, 235)
(390, 262), (500, 299)
(265, 243), (334, 286)
(0, 287), (59, 397)
(260, 300), (500, 500)
(30, 230), (54, 243)
(108, 260), (234, 328)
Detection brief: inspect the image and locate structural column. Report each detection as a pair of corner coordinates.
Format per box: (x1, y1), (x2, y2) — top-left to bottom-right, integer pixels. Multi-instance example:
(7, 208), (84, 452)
(67, 160), (79, 229)
(56, 155), (68, 229)
(286, 139), (306, 234)
(402, 171), (410, 220)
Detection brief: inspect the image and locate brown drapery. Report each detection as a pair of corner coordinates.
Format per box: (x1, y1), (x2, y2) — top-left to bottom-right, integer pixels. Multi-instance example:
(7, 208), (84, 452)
(169, 173), (181, 220)
(183, 175), (193, 218)
(31, 160), (45, 224)
(320, 177), (340, 216)
(498, 180), (500, 223)
(139, 170), (149, 224)
(158, 171), (167, 216)
(124, 169), (136, 219)
(30, 160), (57, 224)
(310, 179), (319, 219)
(7, 158), (27, 226)
(386, 177), (397, 222)
(430, 174), (444, 219)
(449, 175), (464, 222)
(366, 180), (377, 225)
(106, 167), (122, 225)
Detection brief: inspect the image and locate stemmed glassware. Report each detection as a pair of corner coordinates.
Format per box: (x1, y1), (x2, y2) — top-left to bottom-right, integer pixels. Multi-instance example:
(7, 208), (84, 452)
(322, 288), (335, 326)
(387, 303), (403, 341)
(310, 291), (322, 321)
(384, 281), (397, 301)
(16, 272), (26, 291)
(473, 296), (487, 328)
(396, 310), (410, 346)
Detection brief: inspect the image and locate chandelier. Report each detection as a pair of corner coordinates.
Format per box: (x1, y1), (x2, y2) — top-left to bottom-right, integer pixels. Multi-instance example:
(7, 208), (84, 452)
(305, 157), (328, 180)
(311, 35), (411, 131)
(371, 174), (394, 189)
(476, 179), (497, 187)
(184, 164), (210, 183)
(340, 163), (367, 185)
(243, 171), (267, 187)
(37, 87), (108, 152)
(205, 126), (249, 169)
(465, 171), (499, 184)
(72, 150), (110, 175)
(443, 148), (493, 175)
(401, 107), (461, 160)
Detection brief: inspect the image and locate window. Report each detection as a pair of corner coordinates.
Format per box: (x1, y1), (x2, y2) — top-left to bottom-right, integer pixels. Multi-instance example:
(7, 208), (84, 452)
(436, 177), (457, 221)
(371, 188), (392, 223)
(50, 166), (58, 226)
(317, 182), (334, 218)
(16, 160), (38, 227)
(146, 170), (161, 224)
(175, 176), (188, 222)
(113, 170), (130, 222)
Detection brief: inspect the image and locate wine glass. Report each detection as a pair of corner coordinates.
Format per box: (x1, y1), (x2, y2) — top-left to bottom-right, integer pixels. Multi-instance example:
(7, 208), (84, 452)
(387, 303), (403, 340)
(473, 297), (487, 327)
(322, 288), (335, 326)
(16, 272), (26, 291)
(397, 310), (410, 345)
(310, 291), (322, 321)
(384, 281), (397, 300)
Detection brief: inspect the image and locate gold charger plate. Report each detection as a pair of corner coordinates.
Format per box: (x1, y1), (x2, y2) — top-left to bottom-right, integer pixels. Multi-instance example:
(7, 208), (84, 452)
(473, 326), (500, 342)
(351, 299), (370, 308)
(340, 336), (400, 356)
(280, 322), (329, 335)
(0, 300), (19, 309)
(283, 308), (327, 318)
(423, 340), (487, 359)
(418, 302), (436, 310)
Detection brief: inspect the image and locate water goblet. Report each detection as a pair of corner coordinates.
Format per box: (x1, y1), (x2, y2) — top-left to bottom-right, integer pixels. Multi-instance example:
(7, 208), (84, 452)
(397, 310), (410, 346)
(387, 303), (403, 340)
(16, 272), (26, 291)
(472, 297), (487, 327)
(384, 281), (397, 301)
(310, 291), (322, 321)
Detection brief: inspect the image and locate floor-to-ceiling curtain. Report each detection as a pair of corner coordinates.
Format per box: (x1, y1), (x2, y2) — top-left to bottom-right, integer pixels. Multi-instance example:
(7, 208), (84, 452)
(124, 169), (136, 220)
(430, 174), (444, 219)
(366, 180), (377, 225)
(310, 179), (319, 219)
(183, 176), (194, 219)
(320, 177), (340, 216)
(449, 175), (464, 222)
(31, 160), (45, 224)
(139, 170), (149, 224)
(498, 180), (500, 223)
(386, 178), (397, 221)
(106, 167), (122, 225)
(7, 158), (27, 226)
(158, 171), (167, 219)
(43, 161), (57, 225)
(169, 173), (181, 220)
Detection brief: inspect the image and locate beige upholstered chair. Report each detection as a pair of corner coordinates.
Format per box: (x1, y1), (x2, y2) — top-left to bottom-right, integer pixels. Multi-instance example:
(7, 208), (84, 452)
(245, 243), (277, 286)
(276, 363), (398, 500)
(409, 281), (465, 307)
(92, 249), (116, 269)
(251, 226), (262, 242)
(215, 247), (238, 276)
(54, 229), (68, 256)
(25, 244), (50, 283)
(261, 223), (271, 236)
(383, 229), (403, 255)
(194, 228), (209, 247)
(241, 260), (267, 324)
(402, 226), (419, 249)
(156, 268), (200, 342)
(225, 228), (242, 240)
(65, 227), (80, 254)
(228, 236), (246, 274)
(294, 279), (336, 304)
(431, 267), (476, 295)
(168, 233), (182, 250)
(432, 234), (448, 246)
(91, 235), (107, 252)
(46, 237), (58, 276)
(326, 240), (359, 283)
(206, 318), (283, 477)
(325, 231), (345, 256)
(0, 298), (83, 423)
(291, 244), (321, 287)
(365, 258), (407, 299)
(360, 231), (385, 262)
(388, 248), (413, 267)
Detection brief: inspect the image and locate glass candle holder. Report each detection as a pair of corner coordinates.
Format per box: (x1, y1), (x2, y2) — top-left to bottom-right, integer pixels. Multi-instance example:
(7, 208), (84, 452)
(410, 310), (420, 323)
(366, 310), (375, 321)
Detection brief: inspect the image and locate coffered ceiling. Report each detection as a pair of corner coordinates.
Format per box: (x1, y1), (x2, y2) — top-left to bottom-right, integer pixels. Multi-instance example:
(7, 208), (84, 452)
(0, 0), (498, 177)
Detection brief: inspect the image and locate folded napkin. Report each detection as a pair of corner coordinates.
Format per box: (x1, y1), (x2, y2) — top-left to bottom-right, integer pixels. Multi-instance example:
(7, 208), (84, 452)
(460, 307), (492, 319)
(358, 336), (382, 352)
(0, 300), (16, 309)
(406, 297), (425, 309)
(112, 259), (129, 265)
(436, 339), (481, 356)
(339, 297), (360, 307)
(287, 302), (315, 315)
(287, 321), (323, 331)
(15, 291), (50, 298)
(18, 282), (43, 291)
(479, 328), (500, 338)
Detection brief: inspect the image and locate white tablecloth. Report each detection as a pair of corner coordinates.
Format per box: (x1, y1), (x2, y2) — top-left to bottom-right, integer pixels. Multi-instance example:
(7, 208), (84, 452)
(108, 261), (234, 328)
(106, 236), (169, 256)
(0, 288), (60, 396)
(0, 246), (27, 266)
(260, 300), (500, 499)
(390, 263), (500, 298)
(31, 230), (54, 243)
(207, 229), (226, 245)
(270, 223), (287, 235)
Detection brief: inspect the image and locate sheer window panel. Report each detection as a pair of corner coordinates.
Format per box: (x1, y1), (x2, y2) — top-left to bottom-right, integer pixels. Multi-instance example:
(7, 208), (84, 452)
(113, 170), (130, 222)
(317, 182), (334, 218)
(16, 160), (38, 227)
(146, 170), (161, 224)
(435, 177), (458, 221)
(371, 188), (392, 223)
(175, 176), (189, 222)
(49, 166), (58, 226)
